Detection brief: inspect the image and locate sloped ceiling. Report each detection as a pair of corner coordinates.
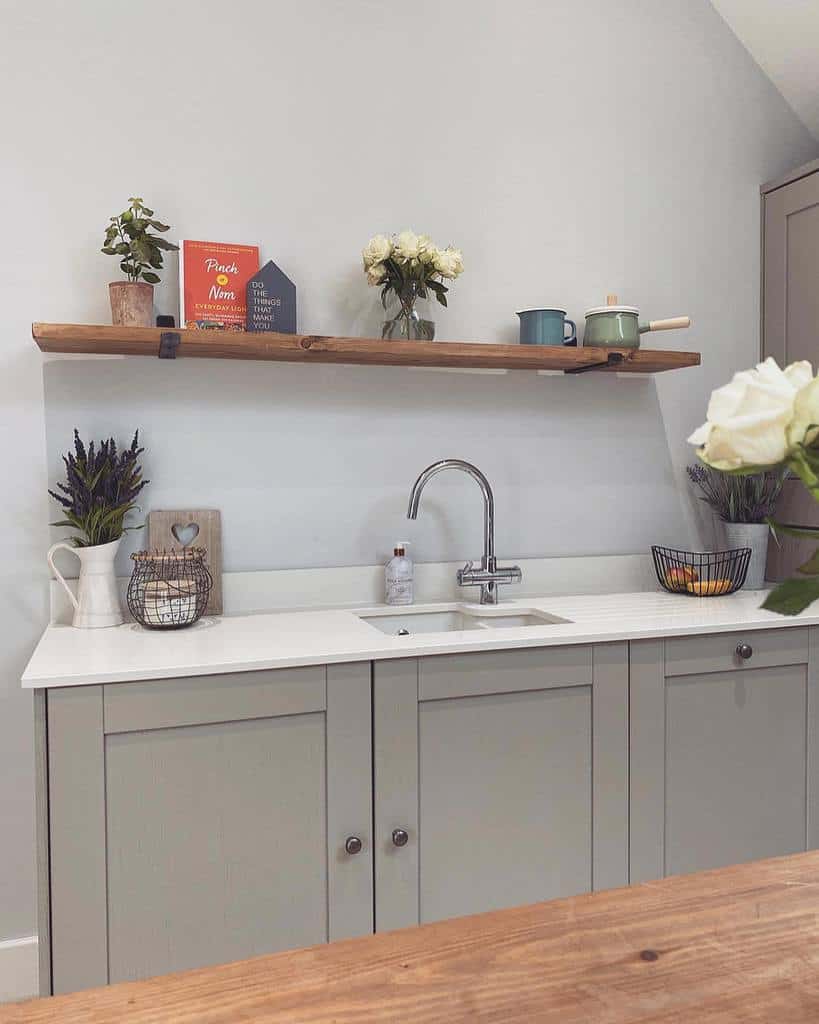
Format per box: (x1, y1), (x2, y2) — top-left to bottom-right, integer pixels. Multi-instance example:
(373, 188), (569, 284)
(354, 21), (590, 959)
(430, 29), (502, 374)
(712, 0), (819, 140)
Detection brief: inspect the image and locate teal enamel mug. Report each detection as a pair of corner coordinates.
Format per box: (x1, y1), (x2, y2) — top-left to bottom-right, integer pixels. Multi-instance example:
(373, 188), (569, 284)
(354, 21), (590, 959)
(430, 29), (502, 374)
(517, 308), (577, 346)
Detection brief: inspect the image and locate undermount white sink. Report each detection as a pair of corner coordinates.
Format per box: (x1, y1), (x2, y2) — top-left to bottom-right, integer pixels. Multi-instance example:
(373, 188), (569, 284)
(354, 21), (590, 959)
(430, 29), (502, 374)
(358, 605), (570, 637)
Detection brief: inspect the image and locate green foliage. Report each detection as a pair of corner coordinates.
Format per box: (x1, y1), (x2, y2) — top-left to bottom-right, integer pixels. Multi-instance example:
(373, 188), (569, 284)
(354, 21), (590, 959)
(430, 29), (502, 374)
(787, 443), (819, 501)
(101, 197), (178, 284)
(378, 259), (450, 311)
(762, 574), (819, 616)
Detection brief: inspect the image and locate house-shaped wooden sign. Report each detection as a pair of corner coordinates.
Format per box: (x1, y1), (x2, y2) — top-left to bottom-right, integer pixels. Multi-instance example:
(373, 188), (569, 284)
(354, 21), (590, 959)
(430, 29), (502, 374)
(246, 260), (297, 334)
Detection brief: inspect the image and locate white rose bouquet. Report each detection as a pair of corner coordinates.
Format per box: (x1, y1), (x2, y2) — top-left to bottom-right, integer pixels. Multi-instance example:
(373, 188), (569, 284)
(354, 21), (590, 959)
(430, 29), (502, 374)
(361, 230), (464, 339)
(689, 356), (819, 614)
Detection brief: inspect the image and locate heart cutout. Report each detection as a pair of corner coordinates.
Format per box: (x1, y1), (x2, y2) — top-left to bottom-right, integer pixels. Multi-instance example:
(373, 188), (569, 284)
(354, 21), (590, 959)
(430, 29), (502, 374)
(171, 522), (200, 548)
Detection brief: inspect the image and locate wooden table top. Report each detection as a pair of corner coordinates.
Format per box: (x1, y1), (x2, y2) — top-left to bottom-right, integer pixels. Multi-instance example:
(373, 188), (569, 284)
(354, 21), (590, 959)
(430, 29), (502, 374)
(5, 852), (819, 1023)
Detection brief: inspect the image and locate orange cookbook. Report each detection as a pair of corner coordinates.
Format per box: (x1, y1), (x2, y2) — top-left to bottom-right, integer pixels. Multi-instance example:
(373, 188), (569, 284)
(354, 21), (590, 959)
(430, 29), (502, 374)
(179, 240), (260, 330)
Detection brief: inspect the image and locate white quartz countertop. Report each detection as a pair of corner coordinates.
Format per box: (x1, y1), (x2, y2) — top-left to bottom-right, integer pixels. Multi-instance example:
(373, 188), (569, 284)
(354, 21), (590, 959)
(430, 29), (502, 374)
(22, 589), (819, 689)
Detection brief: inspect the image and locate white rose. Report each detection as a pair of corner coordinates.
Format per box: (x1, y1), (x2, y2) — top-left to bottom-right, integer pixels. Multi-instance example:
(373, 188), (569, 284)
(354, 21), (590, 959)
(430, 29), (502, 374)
(419, 240), (437, 265)
(393, 230), (425, 265)
(366, 262), (387, 286)
(788, 376), (819, 449)
(362, 234), (392, 269)
(688, 357), (814, 469)
(433, 246), (464, 280)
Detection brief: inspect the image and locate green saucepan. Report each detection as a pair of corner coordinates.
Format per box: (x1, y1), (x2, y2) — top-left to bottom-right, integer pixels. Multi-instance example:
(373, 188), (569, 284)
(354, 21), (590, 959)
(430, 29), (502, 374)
(583, 304), (691, 349)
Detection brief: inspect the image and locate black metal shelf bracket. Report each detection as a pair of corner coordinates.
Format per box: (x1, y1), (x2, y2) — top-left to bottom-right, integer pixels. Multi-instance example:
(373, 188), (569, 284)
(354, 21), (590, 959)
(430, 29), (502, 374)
(564, 351), (625, 374)
(158, 331), (181, 359)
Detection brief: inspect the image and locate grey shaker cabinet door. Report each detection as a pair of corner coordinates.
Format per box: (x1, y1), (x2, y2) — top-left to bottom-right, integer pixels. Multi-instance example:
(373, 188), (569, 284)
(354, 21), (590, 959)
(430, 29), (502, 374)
(373, 644), (628, 932)
(630, 629), (819, 884)
(46, 664), (372, 993)
(763, 170), (819, 366)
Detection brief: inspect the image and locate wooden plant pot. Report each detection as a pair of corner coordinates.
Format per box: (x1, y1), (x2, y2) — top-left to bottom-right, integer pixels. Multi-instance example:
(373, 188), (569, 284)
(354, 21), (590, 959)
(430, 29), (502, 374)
(109, 281), (154, 327)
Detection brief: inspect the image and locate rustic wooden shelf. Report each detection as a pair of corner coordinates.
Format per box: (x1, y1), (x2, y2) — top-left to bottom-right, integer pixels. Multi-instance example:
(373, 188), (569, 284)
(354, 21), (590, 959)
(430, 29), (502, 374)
(32, 323), (701, 374)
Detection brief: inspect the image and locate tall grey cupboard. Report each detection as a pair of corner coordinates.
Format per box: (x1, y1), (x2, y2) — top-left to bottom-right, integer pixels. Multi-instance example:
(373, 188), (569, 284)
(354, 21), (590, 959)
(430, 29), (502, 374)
(762, 158), (819, 368)
(762, 159), (819, 579)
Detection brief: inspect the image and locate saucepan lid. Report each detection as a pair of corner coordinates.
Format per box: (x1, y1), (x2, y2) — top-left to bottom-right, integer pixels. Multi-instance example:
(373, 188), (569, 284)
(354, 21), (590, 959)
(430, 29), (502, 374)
(584, 304), (639, 317)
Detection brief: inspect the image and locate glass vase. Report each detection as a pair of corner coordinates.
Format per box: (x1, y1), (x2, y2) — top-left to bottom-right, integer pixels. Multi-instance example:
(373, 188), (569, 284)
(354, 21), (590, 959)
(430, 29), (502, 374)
(381, 283), (436, 341)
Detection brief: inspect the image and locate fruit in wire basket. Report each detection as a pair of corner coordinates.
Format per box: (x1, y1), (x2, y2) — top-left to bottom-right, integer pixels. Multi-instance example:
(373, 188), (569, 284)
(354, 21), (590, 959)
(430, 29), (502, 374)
(665, 565), (698, 590)
(686, 578), (733, 596)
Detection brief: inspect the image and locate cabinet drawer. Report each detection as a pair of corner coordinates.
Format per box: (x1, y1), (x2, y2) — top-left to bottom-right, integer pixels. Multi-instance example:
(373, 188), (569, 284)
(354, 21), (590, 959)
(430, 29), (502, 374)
(664, 628), (809, 678)
(418, 645), (592, 701)
(103, 667), (326, 733)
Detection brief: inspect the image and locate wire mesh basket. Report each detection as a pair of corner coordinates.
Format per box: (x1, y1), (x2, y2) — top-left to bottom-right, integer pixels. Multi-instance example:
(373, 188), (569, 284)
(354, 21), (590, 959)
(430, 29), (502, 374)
(651, 545), (752, 597)
(127, 548), (213, 629)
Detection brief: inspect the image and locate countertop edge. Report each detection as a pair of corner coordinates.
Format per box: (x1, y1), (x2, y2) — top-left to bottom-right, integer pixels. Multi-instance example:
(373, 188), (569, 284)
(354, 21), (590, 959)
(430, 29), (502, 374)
(21, 591), (819, 689)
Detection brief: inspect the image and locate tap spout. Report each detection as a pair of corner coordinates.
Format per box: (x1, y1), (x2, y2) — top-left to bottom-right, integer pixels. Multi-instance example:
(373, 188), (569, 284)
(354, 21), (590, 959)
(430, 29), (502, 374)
(406, 459), (496, 570)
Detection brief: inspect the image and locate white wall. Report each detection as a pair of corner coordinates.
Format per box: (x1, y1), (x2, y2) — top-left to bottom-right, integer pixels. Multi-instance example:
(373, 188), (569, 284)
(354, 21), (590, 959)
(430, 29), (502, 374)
(712, 0), (819, 140)
(2, 0), (816, 951)
(44, 362), (687, 574)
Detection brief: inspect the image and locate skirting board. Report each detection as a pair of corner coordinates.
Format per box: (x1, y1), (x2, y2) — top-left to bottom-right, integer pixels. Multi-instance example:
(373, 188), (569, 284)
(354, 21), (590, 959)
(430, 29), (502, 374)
(49, 553), (655, 625)
(0, 936), (38, 1004)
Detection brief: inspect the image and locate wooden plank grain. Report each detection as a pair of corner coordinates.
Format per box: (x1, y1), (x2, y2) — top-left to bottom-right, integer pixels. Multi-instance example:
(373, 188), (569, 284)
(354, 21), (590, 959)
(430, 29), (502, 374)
(31, 323), (700, 374)
(6, 852), (819, 1023)
(147, 509), (223, 615)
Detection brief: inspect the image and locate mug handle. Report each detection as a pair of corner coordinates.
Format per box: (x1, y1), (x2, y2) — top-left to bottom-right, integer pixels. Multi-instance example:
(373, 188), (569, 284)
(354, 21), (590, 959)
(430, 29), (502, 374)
(563, 318), (577, 346)
(48, 542), (80, 612)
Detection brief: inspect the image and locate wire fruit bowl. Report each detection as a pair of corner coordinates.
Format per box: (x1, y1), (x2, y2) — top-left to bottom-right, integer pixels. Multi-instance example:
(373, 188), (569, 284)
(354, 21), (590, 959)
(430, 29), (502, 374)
(651, 545), (751, 597)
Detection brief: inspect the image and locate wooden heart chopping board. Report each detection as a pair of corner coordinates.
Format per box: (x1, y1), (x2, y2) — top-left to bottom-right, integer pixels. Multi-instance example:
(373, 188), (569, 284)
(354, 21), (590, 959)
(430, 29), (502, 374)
(147, 509), (223, 614)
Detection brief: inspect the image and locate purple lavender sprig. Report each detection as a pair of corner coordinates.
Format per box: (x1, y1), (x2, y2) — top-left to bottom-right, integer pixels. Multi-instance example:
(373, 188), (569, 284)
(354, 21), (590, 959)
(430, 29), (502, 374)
(49, 430), (149, 547)
(687, 463), (786, 524)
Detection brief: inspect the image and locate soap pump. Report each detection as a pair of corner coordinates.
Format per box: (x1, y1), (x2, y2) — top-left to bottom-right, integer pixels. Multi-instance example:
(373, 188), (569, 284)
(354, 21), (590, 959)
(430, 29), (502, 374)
(385, 542), (414, 606)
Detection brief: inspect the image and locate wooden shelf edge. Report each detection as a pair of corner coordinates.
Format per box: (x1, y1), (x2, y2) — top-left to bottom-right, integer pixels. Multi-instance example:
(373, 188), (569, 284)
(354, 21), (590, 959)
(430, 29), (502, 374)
(32, 323), (701, 374)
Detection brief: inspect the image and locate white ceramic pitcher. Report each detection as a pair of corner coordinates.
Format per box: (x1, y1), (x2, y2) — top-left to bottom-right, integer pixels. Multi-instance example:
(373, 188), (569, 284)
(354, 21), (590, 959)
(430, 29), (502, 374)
(47, 538), (124, 628)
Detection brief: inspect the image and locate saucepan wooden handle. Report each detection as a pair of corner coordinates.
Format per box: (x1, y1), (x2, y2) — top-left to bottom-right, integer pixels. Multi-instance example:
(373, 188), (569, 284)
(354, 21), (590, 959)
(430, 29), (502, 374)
(646, 316), (691, 332)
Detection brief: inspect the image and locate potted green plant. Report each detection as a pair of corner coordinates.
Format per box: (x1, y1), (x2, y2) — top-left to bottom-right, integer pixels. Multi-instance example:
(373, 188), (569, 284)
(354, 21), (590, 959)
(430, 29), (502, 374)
(686, 464), (786, 588)
(47, 430), (148, 628)
(102, 198), (178, 327)
(361, 230), (464, 341)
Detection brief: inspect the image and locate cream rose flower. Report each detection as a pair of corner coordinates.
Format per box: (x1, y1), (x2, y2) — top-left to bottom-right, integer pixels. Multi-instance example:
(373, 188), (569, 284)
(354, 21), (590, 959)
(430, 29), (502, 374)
(688, 357), (814, 469)
(362, 234), (392, 269)
(433, 247), (464, 280)
(788, 375), (819, 449)
(419, 241), (438, 265)
(366, 262), (387, 286)
(393, 230), (428, 265)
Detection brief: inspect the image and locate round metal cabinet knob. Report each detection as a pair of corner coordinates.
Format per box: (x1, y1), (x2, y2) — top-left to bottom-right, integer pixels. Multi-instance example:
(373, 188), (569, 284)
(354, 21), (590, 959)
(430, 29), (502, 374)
(391, 828), (409, 847)
(345, 836), (363, 855)
(736, 643), (753, 661)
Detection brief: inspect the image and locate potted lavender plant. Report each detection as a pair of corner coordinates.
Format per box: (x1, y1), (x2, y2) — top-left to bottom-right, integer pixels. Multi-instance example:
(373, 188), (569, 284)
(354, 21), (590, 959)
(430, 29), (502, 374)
(687, 464), (786, 588)
(48, 431), (148, 627)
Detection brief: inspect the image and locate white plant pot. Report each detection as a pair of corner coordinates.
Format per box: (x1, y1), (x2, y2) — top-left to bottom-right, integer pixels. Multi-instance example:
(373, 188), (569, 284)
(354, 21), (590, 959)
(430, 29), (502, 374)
(723, 522), (770, 590)
(47, 537), (124, 628)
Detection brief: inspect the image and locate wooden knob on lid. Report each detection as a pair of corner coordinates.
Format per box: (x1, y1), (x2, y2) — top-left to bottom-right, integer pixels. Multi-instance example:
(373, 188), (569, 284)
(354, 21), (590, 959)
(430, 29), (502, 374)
(606, 294), (619, 306)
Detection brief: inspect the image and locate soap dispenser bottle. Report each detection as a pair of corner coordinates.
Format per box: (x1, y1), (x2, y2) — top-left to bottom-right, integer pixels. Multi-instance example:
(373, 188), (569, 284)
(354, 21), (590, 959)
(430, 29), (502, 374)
(385, 542), (414, 606)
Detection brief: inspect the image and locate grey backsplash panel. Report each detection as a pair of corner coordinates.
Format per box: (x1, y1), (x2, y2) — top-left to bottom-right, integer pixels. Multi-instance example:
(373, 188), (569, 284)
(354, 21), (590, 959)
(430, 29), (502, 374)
(43, 358), (685, 575)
